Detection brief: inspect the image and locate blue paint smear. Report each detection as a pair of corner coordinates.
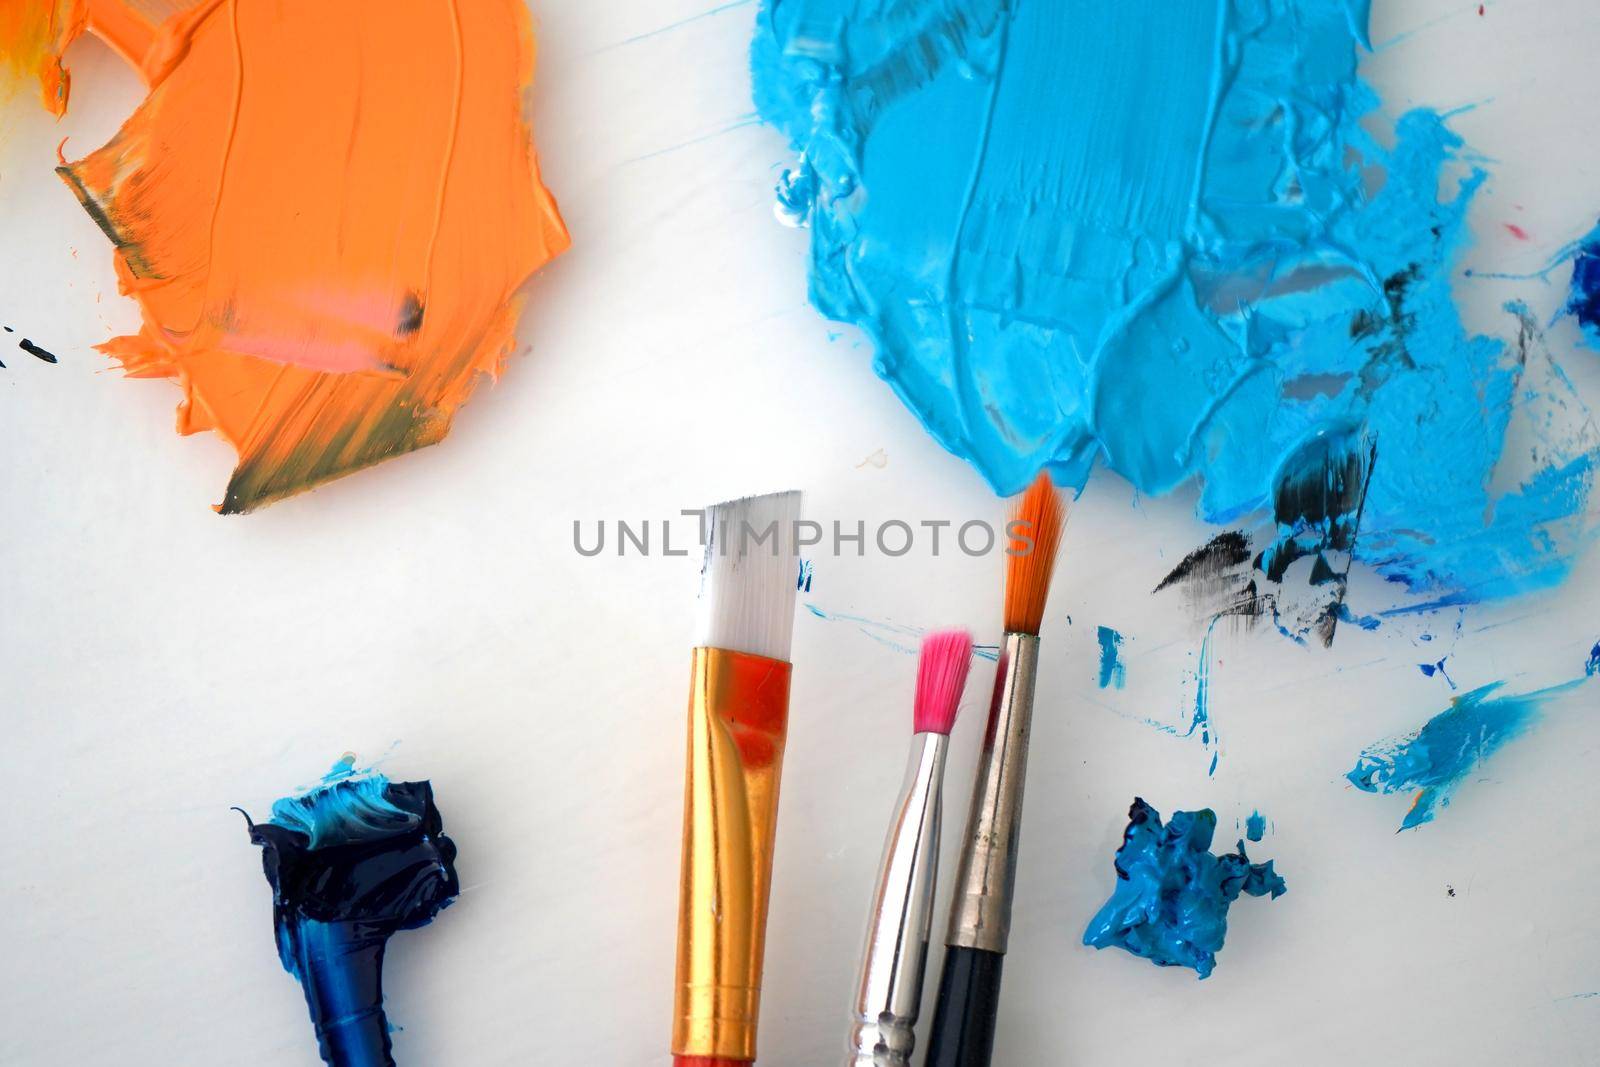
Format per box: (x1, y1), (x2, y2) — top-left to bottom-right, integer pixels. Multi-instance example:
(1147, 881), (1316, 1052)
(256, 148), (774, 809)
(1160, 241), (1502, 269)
(803, 602), (1000, 660)
(1096, 626), (1126, 689)
(1194, 617), (1220, 776)
(1334, 603), (1383, 631)
(1083, 799), (1286, 980)
(1104, 615), (1223, 772)
(752, 0), (1597, 601)
(1347, 678), (1588, 831)
(1587, 641), (1599, 677)
(243, 760), (459, 1067)
(1245, 810), (1267, 842)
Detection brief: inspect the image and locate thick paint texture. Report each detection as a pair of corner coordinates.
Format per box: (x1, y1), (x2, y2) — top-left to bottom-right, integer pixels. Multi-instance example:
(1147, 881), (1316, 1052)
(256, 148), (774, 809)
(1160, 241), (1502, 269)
(245, 760), (459, 1067)
(1245, 811), (1266, 842)
(1347, 679), (1586, 830)
(1083, 799), (1285, 979)
(753, 0), (1596, 600)
(32, 0), (568, 512)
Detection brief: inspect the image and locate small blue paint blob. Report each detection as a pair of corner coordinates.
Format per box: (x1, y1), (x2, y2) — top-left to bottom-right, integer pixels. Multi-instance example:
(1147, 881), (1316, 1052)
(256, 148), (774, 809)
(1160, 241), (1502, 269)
(1347, 679), (1586, 830)
(1083, 799), (1286, 979)
(1096, 626), (1126, 689)
(1245, 811), (1267, 842)
(1586, 641), (1599, 677)
(796, 558), (814, 592)
(242, 760), (459, 1067)
(1565, 223), (1600, 347)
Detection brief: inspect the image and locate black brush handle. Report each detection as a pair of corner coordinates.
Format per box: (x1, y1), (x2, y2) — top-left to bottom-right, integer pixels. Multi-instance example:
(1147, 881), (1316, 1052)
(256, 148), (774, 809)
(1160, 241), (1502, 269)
(922, 945), (1004, 1067)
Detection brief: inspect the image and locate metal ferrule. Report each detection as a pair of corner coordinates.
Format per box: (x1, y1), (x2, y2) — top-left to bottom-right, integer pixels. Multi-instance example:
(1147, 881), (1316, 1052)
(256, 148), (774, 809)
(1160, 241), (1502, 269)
(847, 731), (949, 1067)
(673, 646), (793, 1061)
(946, 632), (1040, 955)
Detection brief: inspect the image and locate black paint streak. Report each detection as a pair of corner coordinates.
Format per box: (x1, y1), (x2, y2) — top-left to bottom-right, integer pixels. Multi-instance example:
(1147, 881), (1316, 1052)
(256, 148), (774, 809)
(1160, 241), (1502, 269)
(1355, 265), (1421, 398)
(1156, 440), (1377, 646)
(1219, 577), (1275, 622)
(56, 164), (157, 277)
(1257, 435), (1378, 646)
(1153, 531), (1253, 593)
(1259, 438), (1372, 584)
(397, 293), (425, 336)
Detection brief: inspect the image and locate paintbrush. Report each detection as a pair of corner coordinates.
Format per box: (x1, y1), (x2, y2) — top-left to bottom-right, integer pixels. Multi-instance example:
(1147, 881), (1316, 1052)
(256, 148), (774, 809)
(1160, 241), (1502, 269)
(924, 472), (1067, 1067)
(848, 628), (975, 1066)
(672, 490), (802, 1067)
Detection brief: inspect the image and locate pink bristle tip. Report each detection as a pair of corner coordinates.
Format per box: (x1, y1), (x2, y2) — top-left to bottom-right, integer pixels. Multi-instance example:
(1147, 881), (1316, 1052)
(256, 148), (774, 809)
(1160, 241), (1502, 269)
(914, 629), (975, 735)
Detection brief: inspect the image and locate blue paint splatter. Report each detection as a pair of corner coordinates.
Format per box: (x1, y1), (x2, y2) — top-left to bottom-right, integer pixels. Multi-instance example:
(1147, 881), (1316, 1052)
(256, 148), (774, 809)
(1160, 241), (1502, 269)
(1417, 657), (1456, 690)
(752, 0), (1598, 601)
(1245, 811), (1267, 842)
(1347, 678), (1588, 830)
(1083, 799), (1286, 980)
(1586, 642), (1599, 677)
(1096, 626), (1126, 689)
(796, 558), (814, 592)
(243, 759), (459, 1067)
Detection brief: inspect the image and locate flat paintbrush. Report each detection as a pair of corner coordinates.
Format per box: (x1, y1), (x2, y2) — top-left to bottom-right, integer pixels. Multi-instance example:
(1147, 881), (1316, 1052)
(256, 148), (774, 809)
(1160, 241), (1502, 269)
(846, 628), (975, 1066)
(672, 490), (802, 1067)
(924, 472), (1067, 1067)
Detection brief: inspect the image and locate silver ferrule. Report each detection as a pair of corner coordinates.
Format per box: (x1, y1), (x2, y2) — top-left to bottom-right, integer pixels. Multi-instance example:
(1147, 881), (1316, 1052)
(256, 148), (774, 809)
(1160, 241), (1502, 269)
(846, 731), (949, 1067)
(945, 632), (1040, 954)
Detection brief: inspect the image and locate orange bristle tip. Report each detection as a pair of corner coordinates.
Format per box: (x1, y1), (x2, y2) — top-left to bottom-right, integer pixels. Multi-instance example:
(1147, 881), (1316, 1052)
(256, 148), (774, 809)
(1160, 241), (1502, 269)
(1002, 471), (1068, 636)
(914, 628), (975, 735)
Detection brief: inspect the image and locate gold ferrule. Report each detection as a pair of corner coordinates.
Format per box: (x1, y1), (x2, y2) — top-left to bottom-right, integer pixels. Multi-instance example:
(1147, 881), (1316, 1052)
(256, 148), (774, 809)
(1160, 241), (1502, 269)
(672, 646), (793, 1060)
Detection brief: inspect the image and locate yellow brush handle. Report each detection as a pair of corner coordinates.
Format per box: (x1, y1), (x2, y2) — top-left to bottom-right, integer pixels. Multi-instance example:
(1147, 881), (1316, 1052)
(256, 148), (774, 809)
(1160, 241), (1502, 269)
(673, 647), (792, 1061)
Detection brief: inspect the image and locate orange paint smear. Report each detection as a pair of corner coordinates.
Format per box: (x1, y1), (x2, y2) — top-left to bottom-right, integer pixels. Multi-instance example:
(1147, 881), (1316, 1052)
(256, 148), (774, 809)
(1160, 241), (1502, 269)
(48, 0), (569, 512)
(0, 0), (88, 116)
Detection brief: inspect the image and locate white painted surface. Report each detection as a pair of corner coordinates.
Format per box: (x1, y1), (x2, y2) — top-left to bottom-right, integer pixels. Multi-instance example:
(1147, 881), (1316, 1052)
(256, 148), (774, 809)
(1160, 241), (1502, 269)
(2, 1), (1598, 1064)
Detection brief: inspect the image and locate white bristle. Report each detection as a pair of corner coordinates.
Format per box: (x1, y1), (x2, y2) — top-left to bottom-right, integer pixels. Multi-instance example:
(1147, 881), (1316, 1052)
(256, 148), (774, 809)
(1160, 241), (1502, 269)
(692, 490), (803, 661)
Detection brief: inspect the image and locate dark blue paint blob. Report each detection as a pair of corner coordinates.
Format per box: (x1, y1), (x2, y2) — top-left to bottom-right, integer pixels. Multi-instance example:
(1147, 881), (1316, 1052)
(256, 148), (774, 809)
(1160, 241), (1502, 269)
(1245, 811), (1267, 842)
(1096, 626), (1126, 689)
(1586, 642), (1599, 677)
(1083, 799), (1286, 979)
(1567, 226), (1600, 347)
(243, 761), (459, 1067)
(1417, 657), (1456, 690)
(1347, 679), (1585, 830)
